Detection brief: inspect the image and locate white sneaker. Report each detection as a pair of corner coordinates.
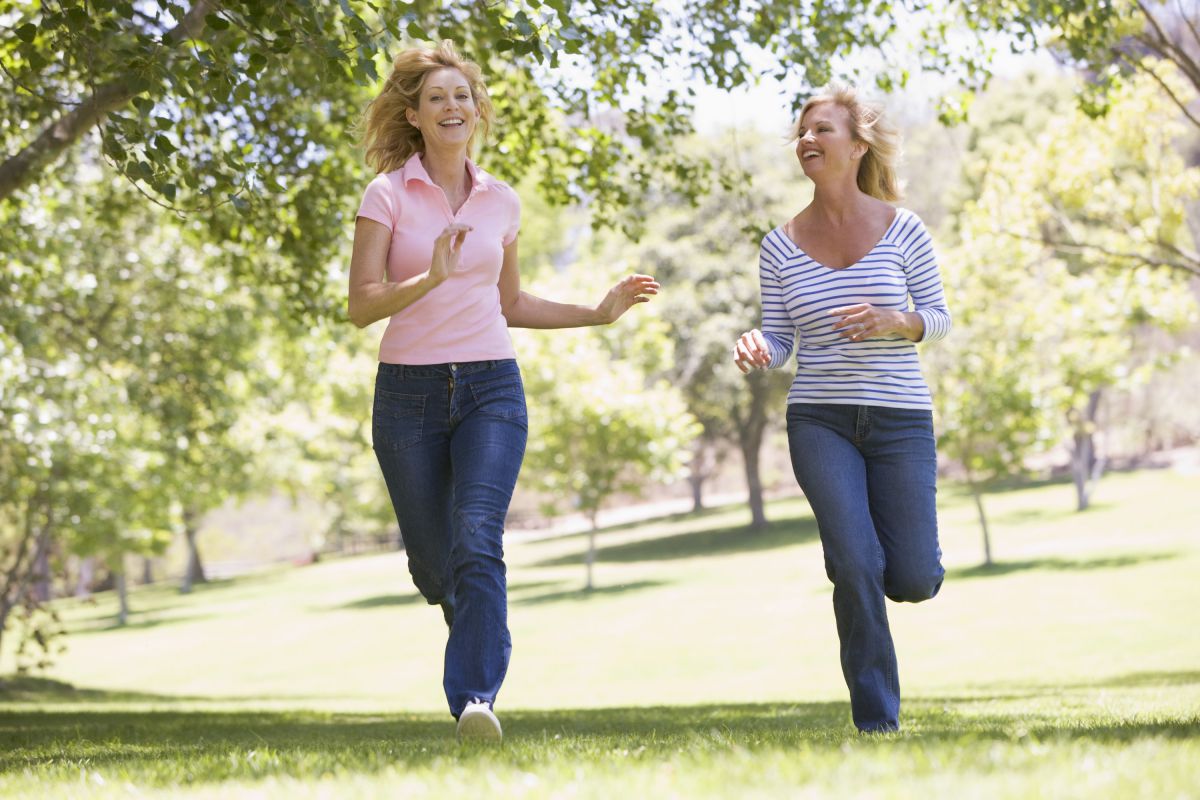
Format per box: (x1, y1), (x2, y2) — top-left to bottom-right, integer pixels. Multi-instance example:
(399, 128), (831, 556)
(456, 700), (503, 742)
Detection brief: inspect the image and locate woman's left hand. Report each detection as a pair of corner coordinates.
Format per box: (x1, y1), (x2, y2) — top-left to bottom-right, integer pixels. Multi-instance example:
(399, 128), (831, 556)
(829, 303), (906, 342)
(595, 274), (661, 324)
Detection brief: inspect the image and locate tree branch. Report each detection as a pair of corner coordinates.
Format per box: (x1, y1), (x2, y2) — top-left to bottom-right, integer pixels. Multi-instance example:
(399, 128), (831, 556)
(0, 0), (217, 203)
(1000, 230), (1200, 277)
(1116, 49), (1200, 130)
(1176, 0), (1200, 53)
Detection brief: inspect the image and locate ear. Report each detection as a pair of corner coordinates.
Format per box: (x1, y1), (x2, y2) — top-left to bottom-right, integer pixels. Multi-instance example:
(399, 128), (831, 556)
(405, 108), (418, 129)
(854, 142), (868, 160)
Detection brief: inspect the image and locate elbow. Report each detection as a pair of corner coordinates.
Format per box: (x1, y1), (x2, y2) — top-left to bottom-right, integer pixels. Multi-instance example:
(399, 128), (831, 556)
(499, 291), (520, 324)
(347, 299), (371, 329)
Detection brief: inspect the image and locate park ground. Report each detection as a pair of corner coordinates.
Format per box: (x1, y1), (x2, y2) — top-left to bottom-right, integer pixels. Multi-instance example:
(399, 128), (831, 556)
(1, 467), (1198, 798)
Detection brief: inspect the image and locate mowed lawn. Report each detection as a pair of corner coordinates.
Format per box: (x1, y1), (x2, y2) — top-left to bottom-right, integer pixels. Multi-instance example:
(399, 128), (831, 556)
(1, 467), (1197, 798)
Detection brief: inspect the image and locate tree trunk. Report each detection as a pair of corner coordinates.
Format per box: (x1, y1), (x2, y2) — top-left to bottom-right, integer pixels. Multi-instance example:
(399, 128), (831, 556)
(116, 568), (129, 626)
(181, 510), (207, 594)
(688, 437), (712, 512)
(970, 480), (993, 567)
(1070, 389), (1106, 511)
(32, 544), (51, 603)
(734, 377), (770, 531)
(141, 556), (154, 585)
(585, 513), (598, 592)
(0, 494), (52, 656)
(75, 556), (96, 598)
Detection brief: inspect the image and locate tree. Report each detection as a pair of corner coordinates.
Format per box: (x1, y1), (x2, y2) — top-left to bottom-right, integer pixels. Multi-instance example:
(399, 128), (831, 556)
(10, 0), (1171, 295)
(615, 133), (798, 529)
(931, 69), (1199, 550)
(0, 159), (322, 652)
(517, 270), (699, 591)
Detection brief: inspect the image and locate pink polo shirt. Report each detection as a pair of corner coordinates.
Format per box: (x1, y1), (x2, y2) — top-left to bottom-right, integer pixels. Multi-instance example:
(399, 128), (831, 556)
(356, 153), (520, 365)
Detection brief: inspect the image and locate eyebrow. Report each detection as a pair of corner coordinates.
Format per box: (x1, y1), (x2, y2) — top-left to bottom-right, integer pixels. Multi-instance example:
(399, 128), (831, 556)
(799, 118), (836, 130)
(424, 83), (471, 93)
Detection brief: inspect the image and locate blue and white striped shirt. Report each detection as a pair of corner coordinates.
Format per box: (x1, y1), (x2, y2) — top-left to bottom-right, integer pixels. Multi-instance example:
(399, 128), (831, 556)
(759, 208), (951, 410)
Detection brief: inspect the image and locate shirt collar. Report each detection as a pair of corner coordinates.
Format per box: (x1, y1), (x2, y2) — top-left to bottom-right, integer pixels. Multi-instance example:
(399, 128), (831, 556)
(401, 153), (492, 194)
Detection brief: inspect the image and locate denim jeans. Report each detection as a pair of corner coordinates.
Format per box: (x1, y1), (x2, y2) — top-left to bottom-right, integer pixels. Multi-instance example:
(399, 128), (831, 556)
(786, 402), (944, 732)
(372, 359), (527, 719)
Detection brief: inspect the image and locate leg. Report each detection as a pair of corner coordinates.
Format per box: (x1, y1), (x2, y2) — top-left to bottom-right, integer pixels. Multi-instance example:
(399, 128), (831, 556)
(372, 366), (454, 609)
(443, 363), (527, 718)
(786, 404), (900, 732)
(862, 407), (944, 604)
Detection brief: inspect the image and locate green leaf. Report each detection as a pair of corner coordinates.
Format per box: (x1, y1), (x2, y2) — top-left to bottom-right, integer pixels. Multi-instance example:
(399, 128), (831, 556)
(205, 13), (230, 31)
(247, 53), (268, 76)
(15, 23), (38, 42)
(407, 21), (429, 40)
(356, 54), (379, 83)
(65, 8), (89, 31)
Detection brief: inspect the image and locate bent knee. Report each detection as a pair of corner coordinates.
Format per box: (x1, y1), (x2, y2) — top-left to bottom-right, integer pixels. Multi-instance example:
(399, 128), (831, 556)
(884, 571), (943, 603)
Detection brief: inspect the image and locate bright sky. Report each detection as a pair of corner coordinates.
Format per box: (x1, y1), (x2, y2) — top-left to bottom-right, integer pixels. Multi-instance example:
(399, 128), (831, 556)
(688, 27), (1058, 136)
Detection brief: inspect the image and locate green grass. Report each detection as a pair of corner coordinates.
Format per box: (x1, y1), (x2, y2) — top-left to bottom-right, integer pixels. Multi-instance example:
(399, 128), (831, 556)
(1, 468), (1198, 798)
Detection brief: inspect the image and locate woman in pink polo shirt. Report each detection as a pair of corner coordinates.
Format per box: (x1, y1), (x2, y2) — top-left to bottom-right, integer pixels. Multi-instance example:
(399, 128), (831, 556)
(348, 41), (658, 742)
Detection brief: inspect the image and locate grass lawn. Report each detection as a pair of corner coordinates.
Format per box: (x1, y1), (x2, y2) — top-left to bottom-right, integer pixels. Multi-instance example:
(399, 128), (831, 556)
(1, 468), (1197, 798)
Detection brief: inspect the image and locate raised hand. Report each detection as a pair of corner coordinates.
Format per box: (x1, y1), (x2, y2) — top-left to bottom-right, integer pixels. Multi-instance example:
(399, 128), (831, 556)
(732, 329), (771, 373)
(429, 223), (473, 285)
(595, 274), (660, 324)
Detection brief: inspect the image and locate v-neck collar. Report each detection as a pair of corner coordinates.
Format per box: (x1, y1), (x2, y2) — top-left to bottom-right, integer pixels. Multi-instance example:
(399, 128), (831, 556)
(776, 209), (901, 271)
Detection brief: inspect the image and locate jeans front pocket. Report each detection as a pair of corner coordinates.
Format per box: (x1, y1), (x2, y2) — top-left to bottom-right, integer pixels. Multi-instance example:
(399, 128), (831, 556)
(372, 388), (426, 451)
(468, 373), (527, 421)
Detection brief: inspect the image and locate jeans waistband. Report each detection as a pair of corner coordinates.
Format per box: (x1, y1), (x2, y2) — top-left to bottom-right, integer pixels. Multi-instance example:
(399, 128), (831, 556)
(377, 359), (516, 379)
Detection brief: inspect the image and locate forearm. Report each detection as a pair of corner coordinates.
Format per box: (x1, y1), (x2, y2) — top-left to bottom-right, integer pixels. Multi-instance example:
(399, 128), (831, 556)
(896, 310), (926, 342)
(503, 290), (604, 329)
(348, 272), (442, 328)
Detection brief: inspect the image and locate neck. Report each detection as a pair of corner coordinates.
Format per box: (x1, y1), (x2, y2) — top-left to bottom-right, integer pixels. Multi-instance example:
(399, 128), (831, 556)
(809, 176), (868, 225)
(420, 145), (470, 194)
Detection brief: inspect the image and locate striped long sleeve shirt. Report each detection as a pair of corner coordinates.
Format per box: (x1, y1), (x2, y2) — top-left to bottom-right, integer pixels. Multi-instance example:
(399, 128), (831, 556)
(759, 208), (951, 410)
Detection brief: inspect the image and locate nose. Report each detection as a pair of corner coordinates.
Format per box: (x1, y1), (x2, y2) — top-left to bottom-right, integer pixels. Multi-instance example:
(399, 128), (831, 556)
(800, 129), (815, 144)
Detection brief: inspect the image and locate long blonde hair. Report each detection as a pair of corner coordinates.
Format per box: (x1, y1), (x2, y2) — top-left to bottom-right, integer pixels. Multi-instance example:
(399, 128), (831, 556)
(792, 83), (902, 201)
(360, 40), (494, 174)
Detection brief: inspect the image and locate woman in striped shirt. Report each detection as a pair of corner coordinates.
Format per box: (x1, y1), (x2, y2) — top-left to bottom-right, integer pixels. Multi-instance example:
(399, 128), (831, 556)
(732, 84), (951, 733)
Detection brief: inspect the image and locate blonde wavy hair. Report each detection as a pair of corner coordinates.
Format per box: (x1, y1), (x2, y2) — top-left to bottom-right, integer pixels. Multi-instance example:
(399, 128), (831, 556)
(791, 83), (902, 202)
(360, 40), (494, 174)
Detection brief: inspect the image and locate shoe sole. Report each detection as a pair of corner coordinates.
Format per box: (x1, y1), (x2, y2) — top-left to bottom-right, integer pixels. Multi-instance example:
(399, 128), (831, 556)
(457, 710), (503, 743)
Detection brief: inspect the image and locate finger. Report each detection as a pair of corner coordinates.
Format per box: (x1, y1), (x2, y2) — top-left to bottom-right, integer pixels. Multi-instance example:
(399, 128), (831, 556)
(830, 313), (868, 330)
(828, 304), (868, 316)
(750, 330), (770, 359)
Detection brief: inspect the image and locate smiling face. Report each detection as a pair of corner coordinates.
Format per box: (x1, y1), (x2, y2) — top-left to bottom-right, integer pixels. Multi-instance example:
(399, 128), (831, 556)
(405, 67), (480, 152)
(795, 101), (867, 178)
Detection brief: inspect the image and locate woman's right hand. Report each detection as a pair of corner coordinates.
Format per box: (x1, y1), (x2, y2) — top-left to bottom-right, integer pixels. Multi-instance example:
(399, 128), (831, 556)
(733, 329), (771, 373)
(429, 223), (472, 286)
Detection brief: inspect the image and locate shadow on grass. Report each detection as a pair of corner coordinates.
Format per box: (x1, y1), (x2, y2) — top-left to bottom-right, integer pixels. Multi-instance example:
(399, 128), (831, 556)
(68, 612), (219, 635)
(947, 552), (1179, 580)
(533, 516), (820, 568)
(514, 580), (667, 606)
(331, 580), (567, 611)
(1, 673), (1198, 787)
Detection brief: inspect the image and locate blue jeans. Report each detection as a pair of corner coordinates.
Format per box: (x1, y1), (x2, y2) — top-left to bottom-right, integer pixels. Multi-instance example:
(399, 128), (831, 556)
(786, 403), (944, 732)
(372, 359), (527, 719)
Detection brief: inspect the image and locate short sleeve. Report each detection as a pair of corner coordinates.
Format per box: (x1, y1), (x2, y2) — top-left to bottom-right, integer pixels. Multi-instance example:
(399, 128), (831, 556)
(356, 174), (397, 230)
(502, 189), (521, 247)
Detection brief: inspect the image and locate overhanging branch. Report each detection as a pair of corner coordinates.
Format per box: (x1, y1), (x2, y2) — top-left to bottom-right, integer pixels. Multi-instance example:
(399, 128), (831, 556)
(1001, 230), (1200, 277)
(0, 0), (216, 203)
